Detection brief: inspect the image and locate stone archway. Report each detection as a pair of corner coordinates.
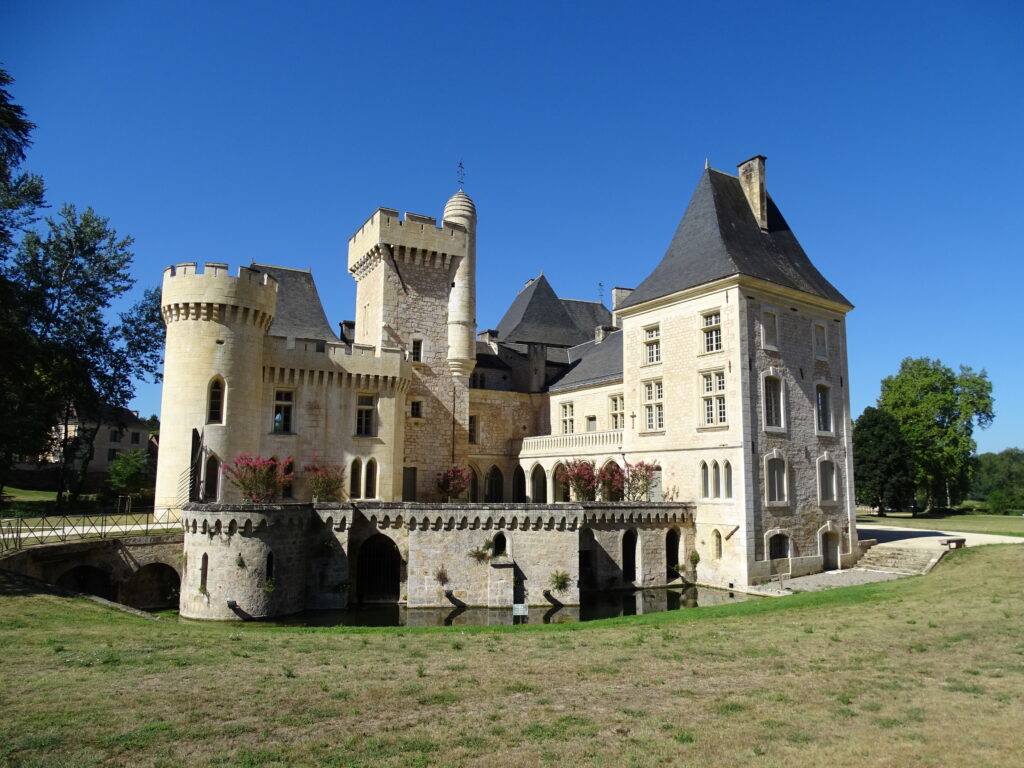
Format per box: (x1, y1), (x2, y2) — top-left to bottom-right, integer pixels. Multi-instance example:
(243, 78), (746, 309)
(530, 466), (547, 503)
(122, 563), (181, 610)
(56, 565), (115, 601)
(822, 531), (840, 571)
(512, 466), (527, 502)
(356, 534), (402, 603)
(485, 466), (504, 502)
(622, 529), (638, 585)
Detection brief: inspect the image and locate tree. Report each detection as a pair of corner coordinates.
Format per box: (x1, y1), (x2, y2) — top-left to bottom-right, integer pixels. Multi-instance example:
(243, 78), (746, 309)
(107, 449), (154, 498)
(0, 68), (45, 262)
(853, 406), (916, 512)
(970, 448), (1024, 513)
(877, 357), (994, 509)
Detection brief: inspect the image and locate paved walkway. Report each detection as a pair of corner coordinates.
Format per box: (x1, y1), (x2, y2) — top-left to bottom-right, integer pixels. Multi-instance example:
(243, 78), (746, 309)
(748, 523), (1022, 597)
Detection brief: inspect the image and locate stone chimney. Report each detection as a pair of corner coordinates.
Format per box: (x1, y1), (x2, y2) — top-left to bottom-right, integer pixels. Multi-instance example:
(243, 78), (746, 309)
(595, 325), (617, 343)
(737, 155), (768, 230)
(611, 287), (634, 328)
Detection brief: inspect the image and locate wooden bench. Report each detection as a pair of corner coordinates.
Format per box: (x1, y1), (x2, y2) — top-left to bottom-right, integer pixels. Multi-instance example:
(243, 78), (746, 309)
(938, 537), (966, 550)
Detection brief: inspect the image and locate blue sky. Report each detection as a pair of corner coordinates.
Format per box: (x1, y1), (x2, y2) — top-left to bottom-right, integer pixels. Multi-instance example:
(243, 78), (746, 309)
(3, 1), (1021, 453)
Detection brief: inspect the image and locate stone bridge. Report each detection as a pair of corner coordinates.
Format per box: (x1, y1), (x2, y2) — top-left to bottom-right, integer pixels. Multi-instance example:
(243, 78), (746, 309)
(0, 534), (183, 611)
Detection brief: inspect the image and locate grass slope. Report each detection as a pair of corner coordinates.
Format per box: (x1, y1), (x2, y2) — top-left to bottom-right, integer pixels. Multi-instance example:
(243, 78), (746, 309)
(2, 547), (1024, 767)
(857, 511), (1024, 538)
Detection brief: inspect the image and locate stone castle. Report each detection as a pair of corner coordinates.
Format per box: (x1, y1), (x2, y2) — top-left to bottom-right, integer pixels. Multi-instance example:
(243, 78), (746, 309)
(155, 156), (860, 620)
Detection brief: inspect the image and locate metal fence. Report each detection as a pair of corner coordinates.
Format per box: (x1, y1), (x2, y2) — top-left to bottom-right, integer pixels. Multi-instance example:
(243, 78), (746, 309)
(0, 510), (182, 553)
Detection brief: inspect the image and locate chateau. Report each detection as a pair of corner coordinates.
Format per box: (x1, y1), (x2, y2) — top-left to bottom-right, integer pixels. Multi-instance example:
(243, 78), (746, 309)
(155, 156), (860, 620)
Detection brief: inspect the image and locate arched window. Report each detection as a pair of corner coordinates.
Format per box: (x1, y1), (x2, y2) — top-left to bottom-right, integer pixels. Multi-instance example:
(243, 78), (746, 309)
(200, 553), (209, 593)
(468, 466), (480, 502)
(512, 466), (527, 502)
(769, 533), (790, 559)
(712, 461), (721, 498)
(364, 459), (377, 499)
(350, 459), (362, 499)
(203, 454), (220, 502)
(531, 466), (547, 503)
(266, 551), (274, 581)
(207, 378), (225, 424)
(492, 532), (507, 557)
(713, 529), (723, 559)
(700, 461), (709, 498)
(553, 464), (570, 502)
(724, 461), (733, 498)
(485, 466), (503, 502)
(766, 453), (787, 504)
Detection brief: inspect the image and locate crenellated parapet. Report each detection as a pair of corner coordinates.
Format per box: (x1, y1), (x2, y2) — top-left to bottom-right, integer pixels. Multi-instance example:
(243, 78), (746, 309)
(161, 262), (278, 329)
(347, 208), (468, 277)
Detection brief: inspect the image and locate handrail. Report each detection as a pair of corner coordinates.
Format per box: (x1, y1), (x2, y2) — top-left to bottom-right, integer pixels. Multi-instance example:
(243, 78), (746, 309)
(520, 429), (623, 456)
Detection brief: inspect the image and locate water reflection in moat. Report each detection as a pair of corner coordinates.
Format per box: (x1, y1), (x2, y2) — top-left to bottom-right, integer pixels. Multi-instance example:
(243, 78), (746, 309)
(269, 586), (756, 628)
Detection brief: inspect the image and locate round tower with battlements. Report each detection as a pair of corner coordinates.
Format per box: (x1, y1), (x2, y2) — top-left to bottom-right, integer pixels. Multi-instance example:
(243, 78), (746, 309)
(154, 263), (278, 520)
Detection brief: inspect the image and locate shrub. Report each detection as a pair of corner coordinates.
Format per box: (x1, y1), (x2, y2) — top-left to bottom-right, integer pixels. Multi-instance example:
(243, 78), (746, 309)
(623, 461), (658, 501)
(435, 566), (449, 586)
(689, 550), (701, 566)
(556, 459), (597, 501)
(437, 467), (473, 499)
(222, 454), (294, 503)
(549, 570), (571, 594)
(597, 462), (625, 500)
(303, 456), (346, 502)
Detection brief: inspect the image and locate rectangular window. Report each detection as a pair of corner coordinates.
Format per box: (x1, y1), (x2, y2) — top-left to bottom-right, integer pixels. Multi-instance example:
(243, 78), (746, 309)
(355, 394), (375, 436)
(813, 323), (828, 359)
(273, 390), (293, 433)
(764, 376), (783, 429)
(701, 370), (726, 426)
(819, 460), (836, 503)
(644, 325), (661, 364)
(130, 432), (140, 445)
(107, 448), (119, 461)
(763, 310), (778, 349)
(609, 394), (624, 429)
(411, 339), (423, 363)
(109, 430), (121, 443)
(702, 311), (722, 353)
(767, 457), (787, 503)
(816, 384), (832, 432)
(560, 403), (574, 434)
(644, 379), (664, 431)
(410, 401), (422, 418)
(468, 414), (478, 444)
(585, 415), (597, 431)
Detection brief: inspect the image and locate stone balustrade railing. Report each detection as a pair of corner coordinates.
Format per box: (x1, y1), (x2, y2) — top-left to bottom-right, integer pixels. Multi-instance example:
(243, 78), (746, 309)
(519, 429), (623, 457)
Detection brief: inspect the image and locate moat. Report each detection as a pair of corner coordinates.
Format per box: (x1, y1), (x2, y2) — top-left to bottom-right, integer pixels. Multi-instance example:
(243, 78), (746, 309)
(253, 585), (756, 627)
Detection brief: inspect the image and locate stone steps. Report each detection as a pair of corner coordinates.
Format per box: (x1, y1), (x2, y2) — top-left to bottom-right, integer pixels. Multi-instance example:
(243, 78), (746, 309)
(854, 546), (941, 575)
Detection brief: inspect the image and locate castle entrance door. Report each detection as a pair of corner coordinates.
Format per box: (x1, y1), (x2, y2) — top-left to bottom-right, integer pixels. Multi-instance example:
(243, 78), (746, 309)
(822, 531), (840, 571)
(357, 534), (402, 603)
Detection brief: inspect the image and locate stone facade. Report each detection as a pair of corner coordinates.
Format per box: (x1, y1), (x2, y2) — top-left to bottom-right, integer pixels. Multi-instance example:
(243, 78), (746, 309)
(179, 501), (694, 620)
(155, 158), (859, 616)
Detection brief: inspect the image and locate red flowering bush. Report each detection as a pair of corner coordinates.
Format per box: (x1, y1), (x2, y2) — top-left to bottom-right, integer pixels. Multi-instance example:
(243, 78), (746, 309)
(597, 462), (625, 501)
(222, 454), (295, 503)
(556, 458), (597, 501)
(623, 461), (658, 501)
(437, 466), (473, 499)
(303, 456), (346, 502)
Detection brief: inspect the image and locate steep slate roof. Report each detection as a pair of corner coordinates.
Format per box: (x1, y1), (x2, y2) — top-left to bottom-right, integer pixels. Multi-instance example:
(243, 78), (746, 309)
(619, 169), (851, 310)
(549, 330), (624, 392)
(496, 274), (611, 348)
(254, 265), (339, 341)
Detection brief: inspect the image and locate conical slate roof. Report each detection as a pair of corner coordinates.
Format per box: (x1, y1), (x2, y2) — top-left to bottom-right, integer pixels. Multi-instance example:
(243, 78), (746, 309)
(619, 169), (851, 310)
(254, 264), (339, 341)
(496, 274), (610, 348)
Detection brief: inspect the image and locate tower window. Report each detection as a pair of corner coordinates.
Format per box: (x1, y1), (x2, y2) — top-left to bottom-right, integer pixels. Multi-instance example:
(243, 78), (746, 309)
(208, 378), (225, 424)
(560, 403), (574, 435)
(273, 390), (293, 433)
(816, 384), (833, 433)
(764, 375), (783, 429)
(356, 395), (375, 436)
(468, 415), (478, 444)
(411, 339), (423, 363)
(762, 309), (779, 349)
(410, 401), (422, 418)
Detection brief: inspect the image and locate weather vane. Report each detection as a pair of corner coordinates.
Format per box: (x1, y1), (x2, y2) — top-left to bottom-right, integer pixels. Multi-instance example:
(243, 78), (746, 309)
(457, 160), (465, 188)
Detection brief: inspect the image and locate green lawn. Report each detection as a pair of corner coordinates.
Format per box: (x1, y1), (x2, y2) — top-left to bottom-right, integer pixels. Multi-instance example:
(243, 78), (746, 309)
(1, 486), (58, 502)
(857, 510), (1024, 538)
(2, 546), (1023, 766)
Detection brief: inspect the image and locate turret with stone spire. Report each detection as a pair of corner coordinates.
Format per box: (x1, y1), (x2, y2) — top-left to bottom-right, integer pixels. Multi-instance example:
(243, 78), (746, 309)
(442, 189), (477, 379)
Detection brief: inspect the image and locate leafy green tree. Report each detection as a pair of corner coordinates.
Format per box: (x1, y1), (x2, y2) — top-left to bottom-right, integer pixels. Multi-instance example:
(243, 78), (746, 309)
(0, 68), (45, 262)
(970, 448), (1024, 513)
(853, 406), (916, 512)
(877, 357), (994, 509)
(107, 449), (154, 497)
